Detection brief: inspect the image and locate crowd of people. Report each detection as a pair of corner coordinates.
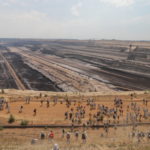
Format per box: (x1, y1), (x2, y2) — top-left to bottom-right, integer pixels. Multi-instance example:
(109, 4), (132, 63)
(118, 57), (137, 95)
(63, 96), (149, 127)
(38, 129), (87, 144)
(0, 93), (150, 149)
(1, 93), (150, 126)
(30, 129), (88, 150)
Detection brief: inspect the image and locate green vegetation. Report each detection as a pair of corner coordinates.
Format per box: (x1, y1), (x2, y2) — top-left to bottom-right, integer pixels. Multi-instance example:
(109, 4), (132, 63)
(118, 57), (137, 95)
(0, 126), (4, 131)
(20, 120), (29, 126)
(8, 114), (15, 124)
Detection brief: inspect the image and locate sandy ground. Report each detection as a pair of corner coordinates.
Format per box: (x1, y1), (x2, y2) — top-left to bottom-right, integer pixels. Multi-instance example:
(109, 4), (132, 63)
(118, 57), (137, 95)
(0, 90), (150, 150)
(0, 89), (150, 125)
(0, 126), (150, 150)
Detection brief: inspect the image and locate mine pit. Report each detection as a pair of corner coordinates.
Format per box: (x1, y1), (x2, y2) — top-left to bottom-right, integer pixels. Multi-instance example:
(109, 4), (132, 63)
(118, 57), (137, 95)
(1, 39), (150, 92)
(2, 52), (62, 91)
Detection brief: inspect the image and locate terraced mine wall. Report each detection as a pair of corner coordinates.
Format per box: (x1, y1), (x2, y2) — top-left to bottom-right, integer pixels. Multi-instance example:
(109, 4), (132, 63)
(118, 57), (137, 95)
(0, 56), (18, 89)
(2, 52), (62, 91)
(1, 39), (150, 92)
(39, 48), (150, 90)
(39, 43), (150, 90)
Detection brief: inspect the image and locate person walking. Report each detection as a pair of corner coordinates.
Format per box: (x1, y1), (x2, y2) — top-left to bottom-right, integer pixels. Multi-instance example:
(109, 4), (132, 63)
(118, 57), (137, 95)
(66, 132), (71, 144)
(52, 144), (59, 150)
(33, 108), (37, 116)
(49, 130), (54, 141)
(81, 131), (87, 144)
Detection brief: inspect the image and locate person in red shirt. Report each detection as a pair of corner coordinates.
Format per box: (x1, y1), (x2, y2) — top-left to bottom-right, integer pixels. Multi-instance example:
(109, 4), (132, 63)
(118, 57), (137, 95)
(49, 130), (54, 141)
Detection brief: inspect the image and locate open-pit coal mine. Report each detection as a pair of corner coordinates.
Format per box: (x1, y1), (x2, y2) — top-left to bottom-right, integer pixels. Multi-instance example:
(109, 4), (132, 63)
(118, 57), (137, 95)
(0, 39), (150, 92)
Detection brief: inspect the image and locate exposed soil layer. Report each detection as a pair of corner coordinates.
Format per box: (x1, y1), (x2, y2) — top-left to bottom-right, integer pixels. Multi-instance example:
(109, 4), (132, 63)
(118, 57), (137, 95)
(91, 67), (150, 90)
(55, 53), (150, 90)
(3, 52), (62, 91)
(0, 54), (18, 89)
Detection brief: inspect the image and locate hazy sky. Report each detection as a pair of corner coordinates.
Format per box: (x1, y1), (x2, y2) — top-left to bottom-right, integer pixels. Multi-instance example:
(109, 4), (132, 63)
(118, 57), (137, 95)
(0, 0), (150, 40)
